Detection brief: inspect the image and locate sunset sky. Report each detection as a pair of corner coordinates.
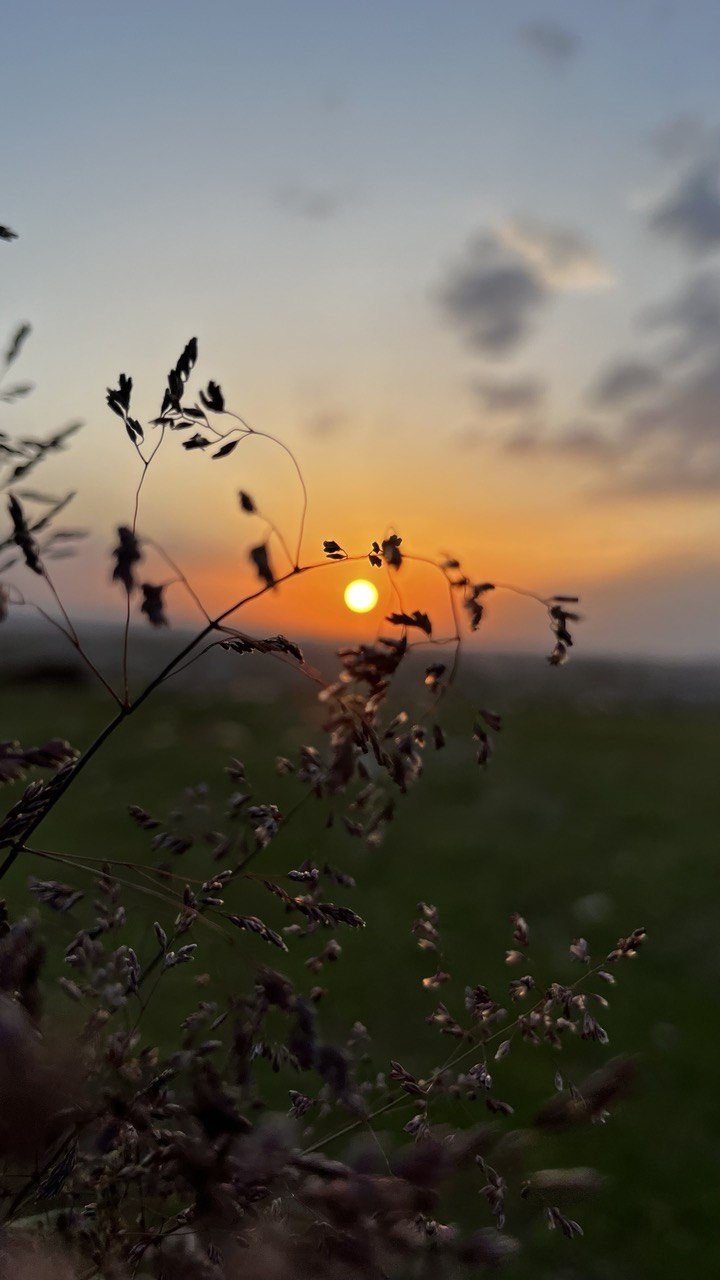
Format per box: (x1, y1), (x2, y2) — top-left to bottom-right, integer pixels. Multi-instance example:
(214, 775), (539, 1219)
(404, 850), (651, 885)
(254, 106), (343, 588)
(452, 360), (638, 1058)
(3, 1), (720, 657)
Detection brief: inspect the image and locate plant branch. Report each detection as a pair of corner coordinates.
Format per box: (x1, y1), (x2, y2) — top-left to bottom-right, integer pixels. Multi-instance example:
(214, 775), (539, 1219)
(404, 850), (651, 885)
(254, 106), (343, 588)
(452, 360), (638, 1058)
(120, 427), (166, 703)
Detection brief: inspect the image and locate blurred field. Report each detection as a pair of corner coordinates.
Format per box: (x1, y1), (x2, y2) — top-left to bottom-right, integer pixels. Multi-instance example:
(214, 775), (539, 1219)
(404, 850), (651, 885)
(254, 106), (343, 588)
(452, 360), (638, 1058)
(1, 661), (717, 1277)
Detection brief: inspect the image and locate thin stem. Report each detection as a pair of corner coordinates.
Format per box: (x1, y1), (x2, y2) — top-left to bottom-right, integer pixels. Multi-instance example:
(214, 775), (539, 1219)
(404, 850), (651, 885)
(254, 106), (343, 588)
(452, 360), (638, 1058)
(188, 405), (308, 569)
(302, 955), (612, 1157)
(257, 431), (308, 569)
(385, 551), (463, 712)
(121, 428), (166, 703)
(24, 845), (229, 937)
(0, 706), (128, 881)
(143, 537), (210, 621)
(191, 419), (295, 569)
(237, 788), (315, 876)
(0, 554), (366, 882)
(41, 565), (79, 643)
(10, 583), (123, 707)
(160, 632), (326, 692)
(301, 1095), (414, 1156)
(221, 410), (308, 568)
(121, 473), (144, 702)
(260, 510), (296, 573)
(156, 638), (227, 683)
(25, 846), (214, 883)
(492, 580), (551, 606)
(2, 1131), (77, 1224)
(0, 538), (556, 887)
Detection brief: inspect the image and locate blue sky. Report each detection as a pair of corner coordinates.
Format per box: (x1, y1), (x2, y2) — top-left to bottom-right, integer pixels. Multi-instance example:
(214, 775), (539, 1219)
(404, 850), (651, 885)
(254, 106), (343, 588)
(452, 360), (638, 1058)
(3, 1), (720, 655)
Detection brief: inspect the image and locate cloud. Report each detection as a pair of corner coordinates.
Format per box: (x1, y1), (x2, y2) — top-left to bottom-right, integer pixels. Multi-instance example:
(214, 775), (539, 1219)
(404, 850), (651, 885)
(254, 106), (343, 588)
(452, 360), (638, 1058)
(506, 348), (720, 496)
(489, 250), (720, 495)
(645, 115), (720, 256)
(518, 19), (579, 66)
(497, 262), (720, 494)
(596, 269), (720, 493)
(502, 417), (720, 496)
(437, 232), (548, 354)
(303, 408), (350, 438)
(627, 358), (720, 452)
(609, 448), (720, 496)
(589, 359), (663, 408)
(615, 360), (720, 493)
(648, 113), (712, 163)
(275, 184), (344, 221)
(505, 421), (618, 462)
(499, 219), (614, 290)
(472, 374), (546, 416)
(640, 268), (720, 361)
(648, 159), (720, 255)
(437, 221), (611, 357)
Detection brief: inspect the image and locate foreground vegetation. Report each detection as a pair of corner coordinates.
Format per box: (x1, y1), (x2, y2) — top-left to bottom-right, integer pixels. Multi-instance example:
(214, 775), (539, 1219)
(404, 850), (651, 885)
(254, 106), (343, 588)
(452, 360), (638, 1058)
(3, 322), (615, 1277)
(0, 288), (709, 1274)
(1, 677), (715, 1277)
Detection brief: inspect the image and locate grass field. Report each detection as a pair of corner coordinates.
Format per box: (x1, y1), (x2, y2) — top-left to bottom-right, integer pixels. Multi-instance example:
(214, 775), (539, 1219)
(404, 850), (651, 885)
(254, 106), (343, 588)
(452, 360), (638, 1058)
(1, 673), (717, 1278)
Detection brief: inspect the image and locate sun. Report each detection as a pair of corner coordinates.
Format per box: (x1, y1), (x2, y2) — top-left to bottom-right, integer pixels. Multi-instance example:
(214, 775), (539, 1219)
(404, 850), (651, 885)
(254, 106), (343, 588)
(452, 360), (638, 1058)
(344, 578), (379, 614)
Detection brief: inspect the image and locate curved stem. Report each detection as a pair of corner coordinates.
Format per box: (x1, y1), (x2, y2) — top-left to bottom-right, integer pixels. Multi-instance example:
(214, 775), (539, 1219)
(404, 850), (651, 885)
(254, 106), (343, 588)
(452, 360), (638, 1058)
(260, 510), (296, 574)
(0, 706), (127, 880)
(40, 566), (79, 644)
(11, 579), (123, 708)
(256, 431), (308, 569)
(302, 955), (612, 1157)
(0, 552), (368, 883)
(24, 845), (228, 933)
(220, 410), (308, 569)
(121, 428), (166, 703)
(0, 536), (560, 885)
(143, 537), (211, 622)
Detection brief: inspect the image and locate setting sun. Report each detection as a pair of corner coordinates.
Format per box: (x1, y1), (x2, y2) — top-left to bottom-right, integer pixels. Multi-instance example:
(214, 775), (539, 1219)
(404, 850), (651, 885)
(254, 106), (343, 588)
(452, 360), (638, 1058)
(343, 578), (379, 614)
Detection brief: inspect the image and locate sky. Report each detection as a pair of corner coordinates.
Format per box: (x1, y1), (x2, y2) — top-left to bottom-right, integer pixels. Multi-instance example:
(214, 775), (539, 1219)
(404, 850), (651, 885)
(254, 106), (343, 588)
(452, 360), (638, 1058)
(2, 0), (720, 658)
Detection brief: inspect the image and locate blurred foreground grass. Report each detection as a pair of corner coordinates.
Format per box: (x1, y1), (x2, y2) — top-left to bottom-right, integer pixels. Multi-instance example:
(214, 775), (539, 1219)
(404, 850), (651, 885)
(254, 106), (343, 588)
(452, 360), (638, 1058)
(1, 679), (717, 1277)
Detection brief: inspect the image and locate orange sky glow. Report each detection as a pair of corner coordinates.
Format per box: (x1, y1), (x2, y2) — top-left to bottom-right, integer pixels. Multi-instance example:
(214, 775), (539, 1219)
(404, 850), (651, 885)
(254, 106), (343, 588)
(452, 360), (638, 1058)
(4, 3), (720, 658)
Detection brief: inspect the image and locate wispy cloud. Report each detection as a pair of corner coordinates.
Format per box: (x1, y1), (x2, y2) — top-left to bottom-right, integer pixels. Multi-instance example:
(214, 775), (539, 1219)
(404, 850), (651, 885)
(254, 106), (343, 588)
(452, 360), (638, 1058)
(472, 374), (546, 416)
(302, 407), (351, 438)
(589, 359), (663, 408)
(275, 183), (345, 221)
(498, 261), (720, 495)
(648, 159), (720, 255)
(601, 267), (720, 490)
(436, 218), (611, 358)
(505, 421), (618, 463)
(640, 268), (720, 360)
(517, 19), (579, 67)
(441, 115), (720, 496)
(499, 218), (614, 290)
(627, 357), (720, 454)
(648, 113), (713, 163)
(436, 232), (548, 354)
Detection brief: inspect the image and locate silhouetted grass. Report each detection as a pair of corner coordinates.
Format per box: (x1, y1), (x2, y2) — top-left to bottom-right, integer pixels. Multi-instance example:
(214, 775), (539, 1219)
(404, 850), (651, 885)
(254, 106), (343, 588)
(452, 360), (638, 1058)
(2, 680), (715, 1278)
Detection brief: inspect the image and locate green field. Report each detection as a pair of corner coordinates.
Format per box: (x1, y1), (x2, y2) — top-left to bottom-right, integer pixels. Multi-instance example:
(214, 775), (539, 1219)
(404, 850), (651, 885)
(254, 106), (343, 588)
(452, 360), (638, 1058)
(1, 676), (717, 1277)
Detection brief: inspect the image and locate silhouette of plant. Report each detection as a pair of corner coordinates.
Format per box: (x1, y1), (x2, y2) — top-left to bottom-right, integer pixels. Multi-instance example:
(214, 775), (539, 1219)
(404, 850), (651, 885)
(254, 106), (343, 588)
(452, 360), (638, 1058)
(0, 230), (644, 1278)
